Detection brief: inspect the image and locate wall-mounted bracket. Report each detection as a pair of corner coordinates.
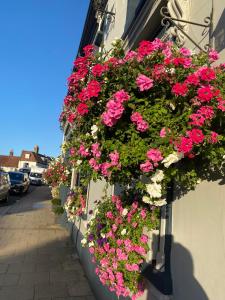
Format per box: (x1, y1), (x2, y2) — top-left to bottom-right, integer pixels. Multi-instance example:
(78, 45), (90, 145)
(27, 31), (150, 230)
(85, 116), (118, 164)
(160, 6), (213, 52)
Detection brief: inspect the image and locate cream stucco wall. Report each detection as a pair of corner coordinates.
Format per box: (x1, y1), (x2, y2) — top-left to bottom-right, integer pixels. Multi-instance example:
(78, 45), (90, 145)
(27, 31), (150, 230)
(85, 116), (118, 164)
(102, 0), (128, 50)
(171, 180), (225, 300)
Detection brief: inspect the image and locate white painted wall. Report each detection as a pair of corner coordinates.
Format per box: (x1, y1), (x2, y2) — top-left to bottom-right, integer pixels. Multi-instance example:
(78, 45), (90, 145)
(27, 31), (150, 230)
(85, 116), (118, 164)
(171, 180), (225, 300)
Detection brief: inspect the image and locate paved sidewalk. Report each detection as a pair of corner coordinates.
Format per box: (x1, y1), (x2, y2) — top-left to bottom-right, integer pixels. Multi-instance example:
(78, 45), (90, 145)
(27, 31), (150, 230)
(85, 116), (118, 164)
(0, 186), (95, 300)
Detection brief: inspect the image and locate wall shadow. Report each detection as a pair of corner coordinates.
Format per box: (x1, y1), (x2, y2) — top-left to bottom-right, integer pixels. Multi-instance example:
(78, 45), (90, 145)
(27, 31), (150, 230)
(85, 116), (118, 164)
(142, 234), (209, 300)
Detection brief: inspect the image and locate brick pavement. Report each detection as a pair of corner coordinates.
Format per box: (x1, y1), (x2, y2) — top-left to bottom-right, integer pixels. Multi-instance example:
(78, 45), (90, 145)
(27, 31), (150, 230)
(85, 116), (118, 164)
(0, 186), (95, 300)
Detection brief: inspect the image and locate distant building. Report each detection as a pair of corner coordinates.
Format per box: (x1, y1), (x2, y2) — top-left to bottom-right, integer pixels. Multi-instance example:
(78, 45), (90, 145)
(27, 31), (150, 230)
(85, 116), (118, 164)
(0, 146), (52, 173)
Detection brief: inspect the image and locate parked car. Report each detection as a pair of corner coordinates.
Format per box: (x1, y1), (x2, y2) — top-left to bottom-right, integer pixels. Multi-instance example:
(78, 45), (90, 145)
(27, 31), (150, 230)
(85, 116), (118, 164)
(29, 172), (42, 185)
(8, 172), (30, 194)
(0, 172), (10, 202)
(19, 168), (31, 175)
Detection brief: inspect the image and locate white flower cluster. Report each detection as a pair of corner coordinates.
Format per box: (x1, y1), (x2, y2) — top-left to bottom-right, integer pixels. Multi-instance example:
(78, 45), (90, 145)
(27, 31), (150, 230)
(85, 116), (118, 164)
(91, 125), (98, 140)
(162, 152), (183, 168)
(142, 152), (184, 207)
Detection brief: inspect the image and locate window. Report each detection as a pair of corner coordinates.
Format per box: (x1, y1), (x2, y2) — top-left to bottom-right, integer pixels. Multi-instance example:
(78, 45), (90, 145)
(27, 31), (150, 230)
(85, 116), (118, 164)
(25, 153), (30, 159)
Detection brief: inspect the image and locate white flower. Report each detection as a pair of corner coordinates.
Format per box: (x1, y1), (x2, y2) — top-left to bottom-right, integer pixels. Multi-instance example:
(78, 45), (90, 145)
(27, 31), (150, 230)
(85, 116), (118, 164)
(76, 160), (82, 166)
(154, 199), (167, 207)
(88, 241), (94, 247)
(142, 196), (153, 204)
(93, 208), (99, 216)
(146, 183), (162, 198)
(101, 233), (106, 238)
(81, 238), (87, 247)
(111, 37), (121, 46)
(86, 133), (90, 137)
(169, 103), (176, 110)
(151, 170), (164, 183)
(121, 229), (127, 235)
(162, 152), (184, 168)
(122, 208), (128, 216)
(91, 125), (98, 139)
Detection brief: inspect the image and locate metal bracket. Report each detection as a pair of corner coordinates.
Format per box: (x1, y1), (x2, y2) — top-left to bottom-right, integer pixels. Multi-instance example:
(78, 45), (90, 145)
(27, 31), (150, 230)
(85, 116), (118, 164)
(160, 6), (212, 52)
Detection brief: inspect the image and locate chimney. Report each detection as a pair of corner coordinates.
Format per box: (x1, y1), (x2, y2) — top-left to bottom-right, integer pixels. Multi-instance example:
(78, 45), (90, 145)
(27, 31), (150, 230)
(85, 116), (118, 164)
(9, 149), (14, 156)
(34, 145), (39, 154)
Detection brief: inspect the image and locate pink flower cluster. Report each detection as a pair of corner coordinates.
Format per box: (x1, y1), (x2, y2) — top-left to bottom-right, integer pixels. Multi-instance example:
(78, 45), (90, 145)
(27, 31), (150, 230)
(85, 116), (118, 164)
(131, 112), (149, 132)
(102, 90), (130, 127)
(136, 74), (154, 91)
(140, 148), (163, 173)
(86, 196), (151, 299)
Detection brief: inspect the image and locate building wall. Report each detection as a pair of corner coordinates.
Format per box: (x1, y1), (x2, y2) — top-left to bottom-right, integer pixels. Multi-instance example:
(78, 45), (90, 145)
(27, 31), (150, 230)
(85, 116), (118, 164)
(171, 180), (225, 300)
(170, 2), (225, 300)
(66, 1), (225, 299)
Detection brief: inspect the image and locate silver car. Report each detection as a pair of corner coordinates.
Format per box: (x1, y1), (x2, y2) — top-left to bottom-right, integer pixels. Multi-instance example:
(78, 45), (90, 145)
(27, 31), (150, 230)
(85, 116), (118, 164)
(0, 172), (10, 202)
(29, 172), (42, 185)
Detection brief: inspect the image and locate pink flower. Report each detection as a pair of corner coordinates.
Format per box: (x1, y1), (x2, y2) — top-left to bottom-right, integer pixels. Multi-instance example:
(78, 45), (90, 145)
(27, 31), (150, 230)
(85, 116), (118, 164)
(116, 239), (123, 246)
(86, 80), (101, 98)
(140, 234), (148, 243)
(92, 64), (108, 77)
(69, 147), (76, 156)
(131, 112), (142, 123)
(197, 106), (214, 119)
(189, 113), (206, 126)
(106, 211), (114, 219)
(209, 49), (219, 62)
(124, 50), (137, 61)
(137, 120), (149, 132)
(185, 73), (200, 86)
(147, 148), (163, 162)
(133, 245), (146, 256)
(109, 151), (120, 166)
(89, 247), (95, 254)
(76, 103), (89, 116)
(89, 158), (100, 171)
(186, 129), (205, 144)
(136, 74), (154, 91)
(100, 162), (112, 177)
(138, 40), (155, 57)
(67, 113), (76, 123)
(116, 249), (128, 261)
(197, 86), (214, 102)
(177, 137), (193, 153)
(198, 67), (216, 81)
(83, 44), (95, 56)
(209, 131), (218, 144)
(140, 160), (153, 173)
(114, 90), (130, 103)
(172, 83), (188, 96)
(91, 143), (101, 158)
(125, 263), (139, 272)
(140, 209), (147, 219)
(179, 47), (192, 56)
(112, 224), (118, 232)
(78, 145), (89, 157)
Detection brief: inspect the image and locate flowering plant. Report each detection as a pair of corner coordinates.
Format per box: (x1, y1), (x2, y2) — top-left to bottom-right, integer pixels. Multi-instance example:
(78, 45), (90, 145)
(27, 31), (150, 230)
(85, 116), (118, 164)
(64, 188), (86, 221)
(82, 195), (159, 299)
(60, 39), (225, 206)
(43, 159), (71, 187)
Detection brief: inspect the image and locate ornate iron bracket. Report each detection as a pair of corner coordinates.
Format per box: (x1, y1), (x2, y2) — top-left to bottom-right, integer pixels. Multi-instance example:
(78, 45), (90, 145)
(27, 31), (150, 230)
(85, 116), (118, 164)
(93, 0), (115, 22)
(160, 6), (212, 52)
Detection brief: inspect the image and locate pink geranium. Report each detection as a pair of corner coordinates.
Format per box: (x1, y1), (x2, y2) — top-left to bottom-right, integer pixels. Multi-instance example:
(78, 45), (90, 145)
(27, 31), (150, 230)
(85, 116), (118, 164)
(136, 74), (154, 91)
(147, 148), (163, 162)
(197, 86), (214, 102)
(187, 129), (205, 144)
(177, 137), (193, 153)
(140, 160), (153, 173)
(172, 82), (188, 96)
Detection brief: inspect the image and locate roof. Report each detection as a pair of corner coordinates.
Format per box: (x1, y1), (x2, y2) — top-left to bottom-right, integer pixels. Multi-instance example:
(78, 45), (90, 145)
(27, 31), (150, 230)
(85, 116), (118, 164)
(0, 155), (20, 168)
(20, 150), (52, 165)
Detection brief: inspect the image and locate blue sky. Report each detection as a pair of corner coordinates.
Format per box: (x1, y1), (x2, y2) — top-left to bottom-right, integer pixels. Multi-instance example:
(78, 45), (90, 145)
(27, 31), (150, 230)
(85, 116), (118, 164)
(0, 0), (89, 157)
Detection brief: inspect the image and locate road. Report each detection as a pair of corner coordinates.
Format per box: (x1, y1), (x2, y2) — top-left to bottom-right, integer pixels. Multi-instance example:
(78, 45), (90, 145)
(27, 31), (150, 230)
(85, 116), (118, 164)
(0, 185), (95, 300)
